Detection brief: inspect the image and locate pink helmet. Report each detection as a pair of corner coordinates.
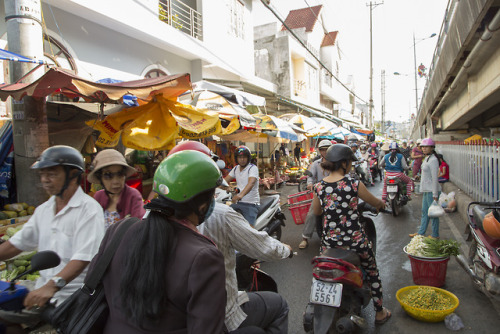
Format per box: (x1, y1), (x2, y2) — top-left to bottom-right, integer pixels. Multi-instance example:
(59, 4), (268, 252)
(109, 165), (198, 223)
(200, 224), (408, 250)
(420, 138), (435, 147)
(371, 143), (377, 148)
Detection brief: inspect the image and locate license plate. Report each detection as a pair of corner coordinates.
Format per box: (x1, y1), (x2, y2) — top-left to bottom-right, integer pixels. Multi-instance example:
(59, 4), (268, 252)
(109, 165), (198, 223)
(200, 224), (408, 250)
(310, 279), (343, 307)
(387, 185), (398, 192)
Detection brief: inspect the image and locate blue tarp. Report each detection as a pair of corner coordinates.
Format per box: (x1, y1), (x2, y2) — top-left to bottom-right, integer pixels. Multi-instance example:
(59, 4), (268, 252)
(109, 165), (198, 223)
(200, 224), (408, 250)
(0, 121), (15, 203)
(96, 78), (138, 106)
(0, 48), (44, 65)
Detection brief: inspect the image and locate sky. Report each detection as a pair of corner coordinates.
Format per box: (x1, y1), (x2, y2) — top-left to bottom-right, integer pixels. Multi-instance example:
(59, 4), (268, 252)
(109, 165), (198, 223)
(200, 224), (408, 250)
(253, 0), (449, 124)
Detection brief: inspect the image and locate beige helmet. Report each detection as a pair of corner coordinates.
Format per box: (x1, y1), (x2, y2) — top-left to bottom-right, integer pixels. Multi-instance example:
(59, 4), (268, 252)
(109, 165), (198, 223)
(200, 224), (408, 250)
(87, 149), (136, 184)
(318, 139), (332, 149)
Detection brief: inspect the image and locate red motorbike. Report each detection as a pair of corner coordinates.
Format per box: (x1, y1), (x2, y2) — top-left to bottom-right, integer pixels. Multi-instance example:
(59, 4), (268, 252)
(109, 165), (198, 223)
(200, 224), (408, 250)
(303, 202), (383, 334)
(369, 155), (381, 182)
(456, 200), (500, 308)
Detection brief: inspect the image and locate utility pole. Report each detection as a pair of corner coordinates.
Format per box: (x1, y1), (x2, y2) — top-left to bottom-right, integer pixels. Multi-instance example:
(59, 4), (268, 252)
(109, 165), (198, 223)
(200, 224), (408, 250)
(412, 33), (419, 116)
(5, 0), (49, 206)
(381, 69), (385, 135)
(367, 1), (383, 131)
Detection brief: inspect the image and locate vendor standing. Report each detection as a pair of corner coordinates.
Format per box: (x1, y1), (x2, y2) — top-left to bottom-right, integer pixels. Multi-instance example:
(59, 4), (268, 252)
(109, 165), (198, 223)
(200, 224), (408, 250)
(88, 149), (146, 229)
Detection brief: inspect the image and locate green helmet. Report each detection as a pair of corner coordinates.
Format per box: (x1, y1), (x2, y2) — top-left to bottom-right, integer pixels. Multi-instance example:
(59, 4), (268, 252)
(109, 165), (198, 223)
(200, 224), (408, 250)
(153, 150), (222, 203)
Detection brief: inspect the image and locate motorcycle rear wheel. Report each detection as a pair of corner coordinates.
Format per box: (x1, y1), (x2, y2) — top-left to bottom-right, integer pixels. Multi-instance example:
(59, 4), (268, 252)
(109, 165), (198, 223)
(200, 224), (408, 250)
(298, 180), (308, 192)
(268, 224), (282, 241)
(391, 197), (400, 217)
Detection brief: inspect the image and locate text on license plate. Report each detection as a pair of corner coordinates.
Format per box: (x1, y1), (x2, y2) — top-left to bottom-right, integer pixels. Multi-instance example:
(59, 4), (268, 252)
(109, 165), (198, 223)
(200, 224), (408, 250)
(387, 185), (398, 192)
(310, 280), (342, 307)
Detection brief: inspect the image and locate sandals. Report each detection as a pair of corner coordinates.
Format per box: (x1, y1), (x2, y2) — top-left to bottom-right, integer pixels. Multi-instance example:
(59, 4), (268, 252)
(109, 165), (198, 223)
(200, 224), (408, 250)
(299, 240), (308, 249)
(375, 308), (391, 325)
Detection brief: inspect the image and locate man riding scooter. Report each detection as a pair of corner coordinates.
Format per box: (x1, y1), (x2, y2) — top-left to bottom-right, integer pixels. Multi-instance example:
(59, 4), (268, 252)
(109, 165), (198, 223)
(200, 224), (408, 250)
(380, 142), (414, 204)
(298, 140), (332, 249)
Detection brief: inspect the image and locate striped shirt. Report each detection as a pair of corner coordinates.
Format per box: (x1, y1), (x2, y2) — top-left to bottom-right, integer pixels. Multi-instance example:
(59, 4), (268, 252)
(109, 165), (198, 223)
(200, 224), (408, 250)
(198, 203), (290, 331)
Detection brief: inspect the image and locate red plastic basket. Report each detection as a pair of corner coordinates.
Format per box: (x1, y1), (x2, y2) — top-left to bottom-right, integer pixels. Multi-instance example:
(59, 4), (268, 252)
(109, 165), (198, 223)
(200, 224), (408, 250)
(287, 191), (313, 205)
(408, 255), (450, 287)
(289, 199), (312, 225)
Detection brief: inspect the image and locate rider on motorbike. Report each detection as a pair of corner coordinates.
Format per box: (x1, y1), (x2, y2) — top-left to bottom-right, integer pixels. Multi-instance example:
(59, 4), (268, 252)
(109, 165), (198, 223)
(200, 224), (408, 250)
(311, 144), (391, 325)
(170, 141), (292, 333)
(360, 144), (375, 186)
(298, 140), (332, 249)
(379, 142), (414, 204)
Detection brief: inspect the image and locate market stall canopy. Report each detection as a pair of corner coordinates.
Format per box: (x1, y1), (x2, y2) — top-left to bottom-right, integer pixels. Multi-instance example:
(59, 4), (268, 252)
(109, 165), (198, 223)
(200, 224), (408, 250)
(87, 95), (220, 150)
(220, 129), (270, 143)
(253, 113), (298, 141)
(279, 113), (320, 137)
(310, 117), (338, 135)
(189, 80), (266, 107)
(0, 67), (191, 104)
(178, 90), (256, 129)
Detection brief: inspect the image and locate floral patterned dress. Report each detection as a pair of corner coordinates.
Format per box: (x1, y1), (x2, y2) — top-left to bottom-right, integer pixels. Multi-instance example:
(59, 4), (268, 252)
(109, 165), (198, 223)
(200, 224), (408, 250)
(314, 175), (384, 312)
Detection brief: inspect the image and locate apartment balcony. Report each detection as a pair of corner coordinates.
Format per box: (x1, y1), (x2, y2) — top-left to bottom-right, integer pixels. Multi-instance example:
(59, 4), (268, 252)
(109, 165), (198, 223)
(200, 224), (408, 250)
(159, 0), (203, 40)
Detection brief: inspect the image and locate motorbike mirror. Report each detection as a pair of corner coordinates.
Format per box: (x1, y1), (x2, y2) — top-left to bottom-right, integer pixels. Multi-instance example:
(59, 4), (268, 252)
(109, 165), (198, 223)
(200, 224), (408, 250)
(216, 159), (226, 170)
(9, 251), (60, 289)
(30, 251), (61, 272)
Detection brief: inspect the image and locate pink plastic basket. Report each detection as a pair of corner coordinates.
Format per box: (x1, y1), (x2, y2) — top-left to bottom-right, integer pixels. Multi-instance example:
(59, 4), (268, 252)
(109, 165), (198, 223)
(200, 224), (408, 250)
(287, 191), (313, 205)
(289, 199), (312, 225)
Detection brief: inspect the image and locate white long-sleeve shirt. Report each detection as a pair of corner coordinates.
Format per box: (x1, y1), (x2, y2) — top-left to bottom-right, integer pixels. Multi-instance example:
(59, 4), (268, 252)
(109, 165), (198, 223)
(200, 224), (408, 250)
(198, 203), (290, 331)
(420, 154), (440, 197)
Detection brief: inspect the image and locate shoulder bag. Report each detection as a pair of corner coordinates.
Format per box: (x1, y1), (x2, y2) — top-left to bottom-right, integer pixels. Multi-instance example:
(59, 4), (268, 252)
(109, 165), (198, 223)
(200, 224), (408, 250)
(42, 217), (139, 334)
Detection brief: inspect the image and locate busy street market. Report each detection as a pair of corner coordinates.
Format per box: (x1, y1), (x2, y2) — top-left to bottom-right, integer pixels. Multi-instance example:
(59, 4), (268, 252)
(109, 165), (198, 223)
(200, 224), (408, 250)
(0, 0), (499, 333)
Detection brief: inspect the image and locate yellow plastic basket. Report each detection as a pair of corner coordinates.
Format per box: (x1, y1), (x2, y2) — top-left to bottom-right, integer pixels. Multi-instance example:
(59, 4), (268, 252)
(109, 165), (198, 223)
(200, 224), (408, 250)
(396, 286), (459, 322)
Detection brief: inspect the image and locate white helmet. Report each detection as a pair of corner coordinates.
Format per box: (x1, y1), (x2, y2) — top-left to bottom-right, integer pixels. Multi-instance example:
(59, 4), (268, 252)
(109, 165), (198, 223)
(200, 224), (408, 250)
(318, 139), (332, 148)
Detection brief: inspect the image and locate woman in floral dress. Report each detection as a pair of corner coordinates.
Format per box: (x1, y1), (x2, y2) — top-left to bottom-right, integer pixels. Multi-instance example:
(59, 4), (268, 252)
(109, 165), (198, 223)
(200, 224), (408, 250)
(311, 144), (391, 325)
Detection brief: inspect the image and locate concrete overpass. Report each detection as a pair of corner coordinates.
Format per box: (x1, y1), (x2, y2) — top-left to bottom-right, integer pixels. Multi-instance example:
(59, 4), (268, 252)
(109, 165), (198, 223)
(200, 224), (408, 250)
(412, 0), (500, 140)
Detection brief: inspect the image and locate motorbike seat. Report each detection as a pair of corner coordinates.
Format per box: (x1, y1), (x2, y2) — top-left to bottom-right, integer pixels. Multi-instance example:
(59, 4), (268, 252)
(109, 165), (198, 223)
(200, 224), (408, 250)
(257, 197), (275, 217)
(473, 205), (488, 232)
(321, 247), (361, 267)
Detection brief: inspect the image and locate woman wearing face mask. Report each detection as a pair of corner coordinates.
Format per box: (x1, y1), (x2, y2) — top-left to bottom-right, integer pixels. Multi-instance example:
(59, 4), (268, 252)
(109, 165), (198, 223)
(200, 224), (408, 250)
(88, 150), (226, 333)
(88, 149), (146, 229)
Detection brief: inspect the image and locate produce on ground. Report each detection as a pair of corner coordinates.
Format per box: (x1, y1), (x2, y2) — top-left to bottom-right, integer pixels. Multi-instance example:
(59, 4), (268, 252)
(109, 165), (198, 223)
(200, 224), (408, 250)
(401, 286), (455, 311)
(406, 235), (460, 258)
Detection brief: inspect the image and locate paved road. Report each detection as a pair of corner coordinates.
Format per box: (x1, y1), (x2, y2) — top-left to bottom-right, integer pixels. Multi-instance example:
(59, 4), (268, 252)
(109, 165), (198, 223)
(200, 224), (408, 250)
(261, 179), (500, 333)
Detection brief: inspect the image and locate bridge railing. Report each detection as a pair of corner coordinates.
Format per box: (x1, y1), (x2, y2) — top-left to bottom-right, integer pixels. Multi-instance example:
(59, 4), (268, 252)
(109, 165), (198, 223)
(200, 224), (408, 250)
(438, 140), (500, 202)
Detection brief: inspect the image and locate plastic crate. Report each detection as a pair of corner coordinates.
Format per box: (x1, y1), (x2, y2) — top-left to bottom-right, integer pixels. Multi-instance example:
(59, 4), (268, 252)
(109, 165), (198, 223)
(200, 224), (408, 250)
(287, 190), (313, 205)
(408, 255), (450, 287)
(289, 199), (312, 225)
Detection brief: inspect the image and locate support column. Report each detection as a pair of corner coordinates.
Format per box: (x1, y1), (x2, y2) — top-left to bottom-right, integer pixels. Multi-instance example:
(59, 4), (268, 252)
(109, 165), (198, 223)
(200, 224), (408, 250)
(5, 0), (49, 205)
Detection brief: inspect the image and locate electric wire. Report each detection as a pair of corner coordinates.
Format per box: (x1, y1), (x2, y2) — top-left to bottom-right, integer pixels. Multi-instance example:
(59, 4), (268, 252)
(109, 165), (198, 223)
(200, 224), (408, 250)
(260, 0), (368, 105)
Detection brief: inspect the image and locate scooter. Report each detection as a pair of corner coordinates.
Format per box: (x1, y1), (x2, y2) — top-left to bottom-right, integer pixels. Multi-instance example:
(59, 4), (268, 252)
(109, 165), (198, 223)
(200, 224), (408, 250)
(303, 202), (382, 334)
(298, 170), (313, 193)
(0, 251), (61, 312)
(456, 201), (500, 309)
(386, 176), (408, 216)
(369, 156), (381, 182)
(215, 187), (286, 240)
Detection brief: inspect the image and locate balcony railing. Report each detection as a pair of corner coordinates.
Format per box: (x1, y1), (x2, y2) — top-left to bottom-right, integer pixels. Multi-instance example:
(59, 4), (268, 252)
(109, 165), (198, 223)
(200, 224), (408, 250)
(159, 0), (203, 40)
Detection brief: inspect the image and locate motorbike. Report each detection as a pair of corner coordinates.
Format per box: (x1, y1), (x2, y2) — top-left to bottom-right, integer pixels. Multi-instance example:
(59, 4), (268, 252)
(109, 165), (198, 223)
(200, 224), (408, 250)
(455, 201), (500, 309)
(298, 170), (313, 192)
(369, 156), (381, 182)
(385, 175), (408, 216)
(303, 202), (383, 334)
(215, 187), (286, 240)
(0, 251), (61, 312)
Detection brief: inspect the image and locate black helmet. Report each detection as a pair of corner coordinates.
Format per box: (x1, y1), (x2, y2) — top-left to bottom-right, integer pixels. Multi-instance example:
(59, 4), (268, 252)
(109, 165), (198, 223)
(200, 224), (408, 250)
(31, 145), (84, 171)
(234, 145), (251, 160)
(325, 144), (358, 162)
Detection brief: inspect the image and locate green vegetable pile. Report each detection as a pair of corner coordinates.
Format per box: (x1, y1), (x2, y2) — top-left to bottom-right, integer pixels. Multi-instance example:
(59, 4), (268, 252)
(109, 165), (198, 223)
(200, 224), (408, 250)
(402, 286), (454, 311)
(1, 251), (39, 282)
(406, 235), (460, 258)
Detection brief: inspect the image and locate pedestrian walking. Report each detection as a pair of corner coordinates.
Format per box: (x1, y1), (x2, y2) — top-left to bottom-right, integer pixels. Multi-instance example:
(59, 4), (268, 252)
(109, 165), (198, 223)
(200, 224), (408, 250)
(411, 139), (424, 180)
(409, 138), (441, 239)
